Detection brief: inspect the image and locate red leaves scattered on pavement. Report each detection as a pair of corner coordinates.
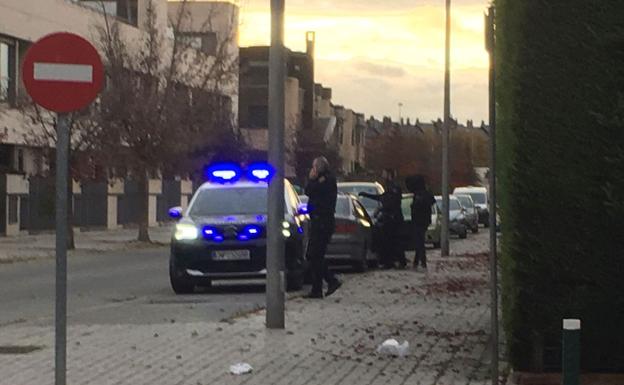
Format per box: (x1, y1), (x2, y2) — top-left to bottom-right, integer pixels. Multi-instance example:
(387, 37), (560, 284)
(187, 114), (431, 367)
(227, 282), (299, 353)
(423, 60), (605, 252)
(423, 276), (488, 296)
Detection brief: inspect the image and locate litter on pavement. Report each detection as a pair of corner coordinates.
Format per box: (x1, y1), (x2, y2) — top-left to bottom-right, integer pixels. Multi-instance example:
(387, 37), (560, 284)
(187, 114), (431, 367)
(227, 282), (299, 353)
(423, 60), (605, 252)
(376, 339), (410, 357)
(229, 362), (253, 375)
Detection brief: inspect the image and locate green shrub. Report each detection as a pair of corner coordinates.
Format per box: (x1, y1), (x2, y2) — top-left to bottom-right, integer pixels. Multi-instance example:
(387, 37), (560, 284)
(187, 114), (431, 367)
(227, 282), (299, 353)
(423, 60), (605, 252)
(496, 0), (624, 371)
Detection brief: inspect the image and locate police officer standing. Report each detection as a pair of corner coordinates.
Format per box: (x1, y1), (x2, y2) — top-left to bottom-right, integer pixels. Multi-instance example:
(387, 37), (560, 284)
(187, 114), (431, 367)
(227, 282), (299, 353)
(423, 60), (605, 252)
(360, 169), (406, 269)
(304, 157), (342, 299)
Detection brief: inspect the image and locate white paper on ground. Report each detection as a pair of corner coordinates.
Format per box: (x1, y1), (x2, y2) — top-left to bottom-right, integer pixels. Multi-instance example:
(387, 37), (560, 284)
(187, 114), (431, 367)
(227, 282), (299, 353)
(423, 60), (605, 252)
(229, 362), (253, 375)
(376, 339), (410, 357)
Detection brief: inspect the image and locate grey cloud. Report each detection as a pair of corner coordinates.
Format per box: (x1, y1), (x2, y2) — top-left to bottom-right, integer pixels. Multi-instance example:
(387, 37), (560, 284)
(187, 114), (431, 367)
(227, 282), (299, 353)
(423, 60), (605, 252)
(352, 61), (407, 78)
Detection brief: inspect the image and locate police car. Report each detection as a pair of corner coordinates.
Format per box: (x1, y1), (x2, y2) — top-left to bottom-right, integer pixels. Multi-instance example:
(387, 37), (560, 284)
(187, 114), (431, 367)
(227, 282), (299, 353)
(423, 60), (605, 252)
(167, 162), (309, 294)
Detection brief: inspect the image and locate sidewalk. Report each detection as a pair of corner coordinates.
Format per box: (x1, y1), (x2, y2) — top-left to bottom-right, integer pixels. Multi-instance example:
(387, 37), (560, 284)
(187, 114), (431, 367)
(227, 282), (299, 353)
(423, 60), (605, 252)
(0, 226), (172, 263)
(0, 233), (503, 385)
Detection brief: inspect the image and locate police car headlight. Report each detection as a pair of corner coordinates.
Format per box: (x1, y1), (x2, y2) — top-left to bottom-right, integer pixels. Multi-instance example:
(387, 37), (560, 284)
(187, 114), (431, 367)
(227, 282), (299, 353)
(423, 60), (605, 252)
(282, 221), (290, 229)
(359, 219), (371, 228)
(282, 229), (292, 238)
(174, 224), (199, 241)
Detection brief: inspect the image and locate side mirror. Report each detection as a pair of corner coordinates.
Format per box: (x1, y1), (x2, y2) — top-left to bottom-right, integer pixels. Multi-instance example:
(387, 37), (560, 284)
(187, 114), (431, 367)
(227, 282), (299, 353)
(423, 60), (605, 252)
(168, 206), (183, 219)
(297, 203), (309, 215)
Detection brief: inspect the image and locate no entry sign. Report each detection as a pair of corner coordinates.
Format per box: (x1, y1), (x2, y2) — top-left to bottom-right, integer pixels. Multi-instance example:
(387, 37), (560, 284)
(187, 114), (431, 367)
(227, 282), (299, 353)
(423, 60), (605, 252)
(22, 32), (103, 113)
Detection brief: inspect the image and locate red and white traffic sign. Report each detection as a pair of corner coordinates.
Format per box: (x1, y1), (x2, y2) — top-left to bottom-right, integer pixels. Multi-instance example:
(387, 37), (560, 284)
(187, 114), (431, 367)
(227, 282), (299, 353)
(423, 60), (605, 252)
(22, 32), (103, 113)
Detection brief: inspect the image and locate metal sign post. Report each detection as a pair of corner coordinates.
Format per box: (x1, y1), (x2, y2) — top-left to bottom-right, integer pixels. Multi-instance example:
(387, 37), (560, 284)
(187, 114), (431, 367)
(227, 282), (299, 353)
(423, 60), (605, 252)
(266, 0), (286, 329)
(55, 113), (69, 385)
(22, 32), (103, 385)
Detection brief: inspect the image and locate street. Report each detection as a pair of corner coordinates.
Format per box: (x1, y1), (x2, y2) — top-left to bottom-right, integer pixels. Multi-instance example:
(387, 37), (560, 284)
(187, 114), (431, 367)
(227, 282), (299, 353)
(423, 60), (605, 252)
(0, 232), (498, 385)
(0, 246), (273, 327)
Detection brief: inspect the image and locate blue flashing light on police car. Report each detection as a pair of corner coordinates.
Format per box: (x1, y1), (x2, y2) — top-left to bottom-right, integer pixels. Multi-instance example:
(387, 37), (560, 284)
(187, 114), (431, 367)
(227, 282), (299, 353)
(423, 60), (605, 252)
(246, 162), (275, 183)
(205, 162), (242, 183)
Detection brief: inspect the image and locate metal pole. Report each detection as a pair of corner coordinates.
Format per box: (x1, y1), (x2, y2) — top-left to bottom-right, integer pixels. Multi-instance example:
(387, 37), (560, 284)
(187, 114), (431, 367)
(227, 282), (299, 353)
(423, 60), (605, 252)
(486, 6), (498, 385)
(55, 113), (69, 385)
(441, 0), (451, 257)
(266, 0), (286, 329)
(562, 319), (581, 385)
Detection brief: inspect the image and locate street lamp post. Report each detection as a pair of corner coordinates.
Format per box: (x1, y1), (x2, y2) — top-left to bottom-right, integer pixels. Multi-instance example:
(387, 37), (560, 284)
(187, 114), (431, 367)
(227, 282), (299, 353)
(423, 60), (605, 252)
(266, 0), (286, 329)
(441, 0), (451, 257)
(485, 6), (498, 385)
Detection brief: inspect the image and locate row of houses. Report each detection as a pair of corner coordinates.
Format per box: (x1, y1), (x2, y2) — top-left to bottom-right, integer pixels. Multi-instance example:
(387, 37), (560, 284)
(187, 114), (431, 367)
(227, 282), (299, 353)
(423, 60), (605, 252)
(0, 0), (486, 235)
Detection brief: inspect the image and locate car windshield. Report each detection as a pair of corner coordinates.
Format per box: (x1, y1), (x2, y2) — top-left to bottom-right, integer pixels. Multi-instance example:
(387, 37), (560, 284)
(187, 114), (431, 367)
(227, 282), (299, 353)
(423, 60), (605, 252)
(436, 198), (461, 211)
(189, 187), (267, 216)
(338, 185), (380, 212)
(336, 196), (351, 217)
(456, 195), (473, 208)
(467, 192), (486, 204)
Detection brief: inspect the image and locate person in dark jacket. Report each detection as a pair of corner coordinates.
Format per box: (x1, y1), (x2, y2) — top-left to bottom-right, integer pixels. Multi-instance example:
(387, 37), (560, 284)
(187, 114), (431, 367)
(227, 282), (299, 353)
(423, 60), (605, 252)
(304, 156), (342, 298)
(405, 175), (436, 270)
(360, 169), (406, 269)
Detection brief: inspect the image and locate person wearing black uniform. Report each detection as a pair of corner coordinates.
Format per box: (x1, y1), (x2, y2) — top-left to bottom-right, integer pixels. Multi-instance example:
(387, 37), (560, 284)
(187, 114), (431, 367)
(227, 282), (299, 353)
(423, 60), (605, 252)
(304, 157), (342, 299)
(405, 175), (436, 270)
(360, 169), (406, 269)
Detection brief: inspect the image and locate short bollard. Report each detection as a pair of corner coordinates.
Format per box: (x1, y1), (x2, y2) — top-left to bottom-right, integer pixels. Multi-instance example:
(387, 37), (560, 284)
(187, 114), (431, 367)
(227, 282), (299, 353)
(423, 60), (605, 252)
(562, 319), (581, 385)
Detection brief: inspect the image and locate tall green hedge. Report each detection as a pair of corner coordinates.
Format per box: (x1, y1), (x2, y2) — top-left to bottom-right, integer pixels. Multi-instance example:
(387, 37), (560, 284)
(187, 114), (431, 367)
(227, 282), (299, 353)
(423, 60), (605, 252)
(496, 0), (624, 371)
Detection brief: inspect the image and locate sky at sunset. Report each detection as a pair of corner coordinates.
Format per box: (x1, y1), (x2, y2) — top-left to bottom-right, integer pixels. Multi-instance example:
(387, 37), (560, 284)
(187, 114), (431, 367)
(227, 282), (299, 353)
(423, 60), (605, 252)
(235, 0), (491, 123)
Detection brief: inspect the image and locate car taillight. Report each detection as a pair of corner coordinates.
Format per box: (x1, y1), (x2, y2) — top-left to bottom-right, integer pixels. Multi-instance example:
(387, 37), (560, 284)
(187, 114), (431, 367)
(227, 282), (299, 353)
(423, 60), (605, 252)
(335, 222), (357, 234)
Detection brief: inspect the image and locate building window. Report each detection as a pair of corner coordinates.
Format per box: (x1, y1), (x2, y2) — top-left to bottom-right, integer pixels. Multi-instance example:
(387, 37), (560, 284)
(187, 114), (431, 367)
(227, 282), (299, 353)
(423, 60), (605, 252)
(180, 32), (218, 56)
(0, 42), (12, 103)
(71, 1), (137, 26)
(17, 149), (24, 173)
(248, 105), (268, 128)
(351, 127), (356, 146)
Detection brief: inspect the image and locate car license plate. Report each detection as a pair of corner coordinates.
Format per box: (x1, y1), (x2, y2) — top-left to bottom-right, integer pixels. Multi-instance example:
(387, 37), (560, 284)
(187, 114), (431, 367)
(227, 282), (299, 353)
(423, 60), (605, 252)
(213, 250), (251, 261)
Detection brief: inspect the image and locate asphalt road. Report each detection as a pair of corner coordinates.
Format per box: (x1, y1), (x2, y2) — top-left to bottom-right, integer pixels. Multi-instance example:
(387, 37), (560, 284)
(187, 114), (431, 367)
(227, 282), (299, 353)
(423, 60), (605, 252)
(0, 247), (275, 327)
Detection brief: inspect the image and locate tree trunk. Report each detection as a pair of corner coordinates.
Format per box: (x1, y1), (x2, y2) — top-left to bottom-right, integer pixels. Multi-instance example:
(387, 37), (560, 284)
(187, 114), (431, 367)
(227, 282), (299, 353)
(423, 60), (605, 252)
(137, 170), (151, 242)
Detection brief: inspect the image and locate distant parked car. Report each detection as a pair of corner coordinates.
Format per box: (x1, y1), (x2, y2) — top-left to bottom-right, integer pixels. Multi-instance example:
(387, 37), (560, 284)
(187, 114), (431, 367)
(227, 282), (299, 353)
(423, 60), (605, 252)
(325, 194), (376, 272)
(401, 193), (441, 249)
(453, 186), (489, 227)
(455, 194), (479, 233)
(435, 196), (468, 239)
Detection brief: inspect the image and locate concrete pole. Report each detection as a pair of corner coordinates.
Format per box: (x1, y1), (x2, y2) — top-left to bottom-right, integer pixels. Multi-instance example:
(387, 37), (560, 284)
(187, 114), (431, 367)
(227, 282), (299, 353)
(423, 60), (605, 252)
(266, 0), (286, 329)
(486, 6), (498, 385)
(441, 0), (451, 257)
(55, 113), (69, 385)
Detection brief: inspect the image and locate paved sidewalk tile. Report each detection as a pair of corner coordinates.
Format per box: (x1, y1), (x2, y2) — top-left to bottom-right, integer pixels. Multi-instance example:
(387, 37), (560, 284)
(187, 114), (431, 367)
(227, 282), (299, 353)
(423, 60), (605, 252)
(0, 234), (498, 385)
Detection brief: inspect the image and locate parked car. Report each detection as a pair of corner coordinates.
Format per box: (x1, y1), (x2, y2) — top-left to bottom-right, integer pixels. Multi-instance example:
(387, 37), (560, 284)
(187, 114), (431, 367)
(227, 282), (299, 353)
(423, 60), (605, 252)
(455, 194), (479, 233)
(401, 193), (441, 249)
(453, 186), (489, 227)
(168, 165), (309, 294)
(435, 195), (468, 239)
(323, 193), (375, 272)
(337, 182), (384, 219)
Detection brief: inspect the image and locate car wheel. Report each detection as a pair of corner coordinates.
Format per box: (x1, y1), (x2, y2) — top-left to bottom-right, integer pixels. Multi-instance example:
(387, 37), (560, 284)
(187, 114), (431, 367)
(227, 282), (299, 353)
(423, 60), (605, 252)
(459, 227), (468, 239)
(433, 241), (441, 249)
(169, 259), (194, 294)
(472, 224), (479, 234)
(286, 270), (304, 291)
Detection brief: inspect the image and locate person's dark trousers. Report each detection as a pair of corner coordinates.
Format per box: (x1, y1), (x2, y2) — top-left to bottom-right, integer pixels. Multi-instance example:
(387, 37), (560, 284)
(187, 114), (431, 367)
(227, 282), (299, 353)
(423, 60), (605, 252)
(308, 219), (337, 295)
(413, 225), (427, 268)
(381, 220), (406, 268)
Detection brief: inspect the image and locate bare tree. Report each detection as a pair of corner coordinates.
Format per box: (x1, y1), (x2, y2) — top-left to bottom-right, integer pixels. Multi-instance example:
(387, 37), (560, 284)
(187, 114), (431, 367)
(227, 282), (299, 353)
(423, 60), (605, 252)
(92, 0), (240, 242)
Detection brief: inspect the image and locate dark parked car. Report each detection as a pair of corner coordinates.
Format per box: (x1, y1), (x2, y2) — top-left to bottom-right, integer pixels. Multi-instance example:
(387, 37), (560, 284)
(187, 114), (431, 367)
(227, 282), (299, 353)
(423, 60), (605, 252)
(300, 193), (375, 271)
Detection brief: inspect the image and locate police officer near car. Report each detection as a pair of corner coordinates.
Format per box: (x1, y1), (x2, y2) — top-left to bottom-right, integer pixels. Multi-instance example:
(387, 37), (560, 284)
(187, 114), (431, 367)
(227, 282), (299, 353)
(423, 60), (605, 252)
(304, 156), (342, 299)
(359, 169), (406, 269)
(405, 174), (436, 271)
